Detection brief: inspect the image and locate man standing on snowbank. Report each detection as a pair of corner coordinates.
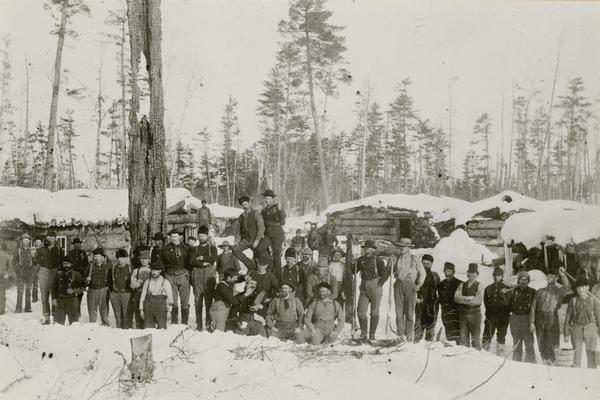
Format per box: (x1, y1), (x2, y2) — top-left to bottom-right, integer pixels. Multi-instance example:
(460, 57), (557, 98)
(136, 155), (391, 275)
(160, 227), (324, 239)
(303, 282), (344, 344)
(36, 231), (61, 324)
(53, 255), (85, 325)
(355, 240), (390, 341)
(437, 262), (462, 344)
(140, 260), (173, 329)
(266, 282), (305, 342)
(482, 267), (510, 354)
(454, 263), (483, 350)
(506, 270), (537, 363)
(393, 238), (425, 343)
(564, 277), (600, 369)
(86, 248), (111, 326)
(161, 229), (190, 325)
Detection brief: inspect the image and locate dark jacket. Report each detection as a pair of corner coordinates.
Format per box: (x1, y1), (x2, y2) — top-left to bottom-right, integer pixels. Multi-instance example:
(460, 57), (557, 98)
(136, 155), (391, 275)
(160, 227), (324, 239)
(261, 204), (286, 228)
(507, 286), (537, 316)
(291, 236), (305, 249)
(13, 247), (34, 275)
(35, 245), (61, 270)
(418, 269), (440, 304)
(437, 277), (463, 309)
(68, 248), (90, 277)
(188, 243), (218, 269)
(216, 252), (241, 274)
(250, 270), (279, 300)
(161, 243), (190, 274)
(277, 264), (304, 291)
(484, 281), (510, 315)
(88, 261), (110, 289)
(237, 209), (265, 242)
(196, 206), (212, 227)
(53, 269), (86, 298)
(356, 255), (389, 286)
(213, 281), (246, 308)
(108, 264), (132, 293)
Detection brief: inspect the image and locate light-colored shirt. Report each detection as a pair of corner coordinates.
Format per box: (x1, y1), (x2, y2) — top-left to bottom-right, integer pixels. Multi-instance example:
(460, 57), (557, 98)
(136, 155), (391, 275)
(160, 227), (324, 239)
(328, 261), (344, 283)
(394, 253), (425, 289)
(454, 280), (483, 307)
(130, 266), (151, 290)
(139, 276), (173, 312)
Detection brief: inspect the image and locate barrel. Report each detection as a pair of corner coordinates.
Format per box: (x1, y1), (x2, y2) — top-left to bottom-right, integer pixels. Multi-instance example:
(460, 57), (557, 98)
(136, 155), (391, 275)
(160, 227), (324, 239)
(555, 348), (574, 367)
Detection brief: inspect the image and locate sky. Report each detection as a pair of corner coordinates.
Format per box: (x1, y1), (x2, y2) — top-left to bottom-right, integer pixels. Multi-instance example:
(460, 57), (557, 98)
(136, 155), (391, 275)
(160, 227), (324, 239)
(1, 0), (600, 185)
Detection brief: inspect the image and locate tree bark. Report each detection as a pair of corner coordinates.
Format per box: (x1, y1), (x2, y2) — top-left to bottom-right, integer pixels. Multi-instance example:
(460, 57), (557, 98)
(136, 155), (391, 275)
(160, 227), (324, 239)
(43, 2), (68, 191)
(127, 0), (167, 248)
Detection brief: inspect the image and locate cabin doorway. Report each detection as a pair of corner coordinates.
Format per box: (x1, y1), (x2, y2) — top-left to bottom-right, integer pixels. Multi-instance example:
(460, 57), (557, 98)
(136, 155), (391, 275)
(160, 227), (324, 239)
(395, 219), (411, 241)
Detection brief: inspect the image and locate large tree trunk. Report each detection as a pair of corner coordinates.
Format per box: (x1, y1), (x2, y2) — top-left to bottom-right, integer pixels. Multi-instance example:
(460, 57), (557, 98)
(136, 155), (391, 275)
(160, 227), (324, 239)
(127, 0), (167, 248)
(43, 2), (68, 191)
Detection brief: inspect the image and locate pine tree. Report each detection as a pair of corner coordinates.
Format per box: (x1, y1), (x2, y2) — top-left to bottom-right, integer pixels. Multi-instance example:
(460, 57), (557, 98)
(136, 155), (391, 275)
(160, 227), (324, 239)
(388, 78), (416, 192)
(221, 95), (240, 206)
(365, 102), (385, 194)
(470, 113), (493, 191)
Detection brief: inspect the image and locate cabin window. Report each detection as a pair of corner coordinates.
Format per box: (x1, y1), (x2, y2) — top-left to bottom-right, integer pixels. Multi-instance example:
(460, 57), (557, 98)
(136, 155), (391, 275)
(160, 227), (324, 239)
(396, 219), (411, 240)
(56, 236), (68, 255)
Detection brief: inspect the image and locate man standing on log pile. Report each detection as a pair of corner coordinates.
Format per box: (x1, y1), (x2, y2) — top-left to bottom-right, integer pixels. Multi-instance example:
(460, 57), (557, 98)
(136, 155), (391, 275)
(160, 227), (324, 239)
(454, 263), (483, 350)
(36, 231), (61, 324)
(52, 255), (85, 325)
(261, 189), (286, 274)
(482, 267), (510, 354)
(14, 234), (34, 313)
(529, 267), (570, 365)
(414, 254), (440, 342)
(67, 238), (89, 312)
(437, 262), (462, 344)
(393, 238), (425, 343)
(196, 199), (212, 232)
(140, 260), (173, 329)
(188, 225), (218, 331)
(233, 195), (271, 272)
(355, 240), (390, 342)
(506, 270), (537, 363)
(161, 229), (190, 325)
(86, 248), (111, 326)
(564, 277), (600, 369)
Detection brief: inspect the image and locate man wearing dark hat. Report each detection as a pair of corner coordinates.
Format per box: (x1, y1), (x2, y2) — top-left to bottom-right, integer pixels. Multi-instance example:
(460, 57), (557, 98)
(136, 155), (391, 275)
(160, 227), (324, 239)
(261, 189), (287, 273)
(161, 228), (191, 325)
(140, 259), (174, 329)
(564, 277), (600, 368)
(392, 237), (425, 342)
(35, 231), (62, 324)
(86, 248), (111, 326)
(303, 282), (344, 344)
(454, 263), (484, 350)
(506, 270), (537, 363)
(130, 248), (152, 328)
(266, 282), (305, 342)
(188, 225), (218, 330)
(67, 237), (90, 311)
(52, 255), (86, 325)
(216, 240), (241, 277)
(355, 239), (390, 341)
(150, 232), (166, 264)
(277, 248), (305, 303)
(14, 233), (34, 313)
(108, 249), (133, 329)
(530, 267), (571, 364)
(196, 199), (212, 232)
(232, 195), (271, 271)
(415, 254), (440, 342)
(482, 267), (511, 354)
(437, 262), (462, 344)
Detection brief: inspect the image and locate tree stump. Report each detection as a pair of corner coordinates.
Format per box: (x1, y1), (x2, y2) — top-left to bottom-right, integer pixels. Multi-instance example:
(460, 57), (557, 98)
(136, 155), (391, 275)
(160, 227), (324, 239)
(130, 334), (154, 382)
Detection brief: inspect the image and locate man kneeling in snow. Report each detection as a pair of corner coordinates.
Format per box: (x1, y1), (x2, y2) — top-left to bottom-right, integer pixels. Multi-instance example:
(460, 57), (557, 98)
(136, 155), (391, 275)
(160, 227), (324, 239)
(266, 282), (305, 342)
(302, 282), (344, 345)
(140, 260), (173, 329)
(53, 255), (85, 325)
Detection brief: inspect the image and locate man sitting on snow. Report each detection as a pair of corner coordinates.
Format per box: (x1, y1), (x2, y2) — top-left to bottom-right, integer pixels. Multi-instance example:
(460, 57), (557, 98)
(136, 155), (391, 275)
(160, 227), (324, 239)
(266, 282), (305, 342)
(210, 268), (256, 332)
(233, 274), (266, 337)
(140, 260), (173, 329)
(303, 282), (344, 345)
(52, 255), (85, 325)
(454, 263), (483, 350)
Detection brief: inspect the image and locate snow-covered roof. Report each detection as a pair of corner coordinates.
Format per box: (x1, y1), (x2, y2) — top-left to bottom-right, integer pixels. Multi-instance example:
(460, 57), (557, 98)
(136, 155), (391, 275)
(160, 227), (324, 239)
(501, 209), (600, 248)
(0, 186), (240, 226)
(324, 193), (471, 223)
(453, 190), (593, 225)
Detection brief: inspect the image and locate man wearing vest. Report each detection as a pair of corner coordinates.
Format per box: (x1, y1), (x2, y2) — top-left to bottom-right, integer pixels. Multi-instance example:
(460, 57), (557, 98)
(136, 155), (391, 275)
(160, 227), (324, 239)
(233, 195), (271, 271)
(188, 225), (218, 331)
(303, 282), (344, 344)
(67, 237), (90, 311)
(161, 228), (191, 325)
(36, 231), (62, 324)
(261, 189), (286, 273)
(140, 259), (173, 329)
(14, 233), (34, 313)
(196, 199), (212, 232)
(355, 240), (390, 341)
(266, 282), (305, 342)
(86, 248), (111, 326)
(393, 238), (425, 342)
(482, 267), (510, 354)
(52, 255), (86, 325)
(108, 249), (133, 329)
(130, 249), (152, 329)
(564, 277), (600, 369)
(437, 262), (463, 344)
(277, 248), (305, 303)
(454, 263), (483, 350)
(506, 270), (537, 363)
(415, 254), (440, 342)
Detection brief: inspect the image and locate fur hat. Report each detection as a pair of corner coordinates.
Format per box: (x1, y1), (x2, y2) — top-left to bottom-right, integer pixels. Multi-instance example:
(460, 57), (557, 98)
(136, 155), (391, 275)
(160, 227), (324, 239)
(443, 262), (455, 272)
(574, 277), (590, 288)
(493, 267), (504, 276)
(238, 195), (250, 205)
(116, 248), (128, 258)
(421, 254), (434, 263)
(153, 232), (165, 241)
(284, 248), (296, 258)
(198, 225), (209, 235)
(92, 247), (106, 257)
(467, 263), (479, 274)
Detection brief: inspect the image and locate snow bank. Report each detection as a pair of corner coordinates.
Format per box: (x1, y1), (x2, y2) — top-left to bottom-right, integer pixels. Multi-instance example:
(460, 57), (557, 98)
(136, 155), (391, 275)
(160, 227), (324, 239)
(0, 187), (53, 225)
(324, 193), (470, 223)
(501, 209), (600, 248)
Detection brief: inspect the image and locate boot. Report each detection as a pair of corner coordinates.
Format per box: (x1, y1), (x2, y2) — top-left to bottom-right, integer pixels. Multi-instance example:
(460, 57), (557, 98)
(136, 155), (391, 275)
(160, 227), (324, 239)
(195, 304), (203, 331)
(369, 316), (379, 341)
(358, 317), (368, 341)
(181, 308), (189, 325)
(171, 306), (179, 324)
(496, 343), (504, 356)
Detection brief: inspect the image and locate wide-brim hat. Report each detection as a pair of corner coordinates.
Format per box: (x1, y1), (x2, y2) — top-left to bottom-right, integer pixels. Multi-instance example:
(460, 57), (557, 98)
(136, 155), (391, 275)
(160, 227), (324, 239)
(362, 240), (377, 249)
(330, 247), (346, 257)
(262, 189), (276, 197)
(397, 238), (413, 248)
(280, 281), (295, 291)
(218, 240), (233, 249)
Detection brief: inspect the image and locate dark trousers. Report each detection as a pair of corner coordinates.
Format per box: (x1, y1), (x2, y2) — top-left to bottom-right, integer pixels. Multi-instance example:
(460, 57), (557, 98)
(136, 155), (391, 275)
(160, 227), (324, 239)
(55, 297), (80, 325)
(482, 311), (510, 348)
(16, 271), (33, 312)
(110, 292), (133, 329)
(144, 294), (167, 329)
(265, 225), (285, 272)
(131, 290), (144, 329)
(232, 238), (271, 271)
(441, 306), (460, 343)
(510, 314), (535, 363)
(535, 311), (560, 362)
(415, 301), (439, 342)
(459, 308), (482, 349)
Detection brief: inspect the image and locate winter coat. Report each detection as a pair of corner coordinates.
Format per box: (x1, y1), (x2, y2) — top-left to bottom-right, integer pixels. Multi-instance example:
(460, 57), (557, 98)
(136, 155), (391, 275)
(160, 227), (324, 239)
(437, 277), (463, 310)
(484, 281), (510, 315)
(161, 243), (190, 274)
(237, 209), (265, 243)
(196, 206), (212, 227)
(54, 269), (85, 298)
(35, 245), (61, 270)
(108, 264), (133, 293)
(188, 243), (218, 269)
(418, 269), (440, 304)
(68, 248), (90, 277)
(507, 286), (537, 316)
(261, 204), (286, 227)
